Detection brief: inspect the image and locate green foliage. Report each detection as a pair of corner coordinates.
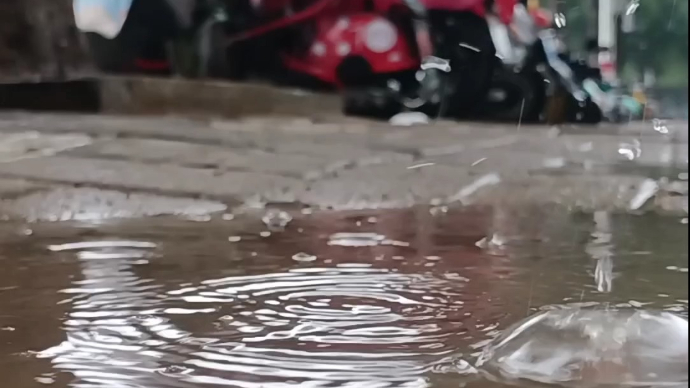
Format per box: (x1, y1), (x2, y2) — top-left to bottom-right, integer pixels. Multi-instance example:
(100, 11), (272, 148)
(621, 0), (688, 85)
(559, 0), (595, 50)
(559, 0), (688, 87)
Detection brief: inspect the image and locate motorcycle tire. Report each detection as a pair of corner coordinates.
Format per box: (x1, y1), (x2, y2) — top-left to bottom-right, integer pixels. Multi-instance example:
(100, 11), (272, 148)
(478, 69), (544, 122)
(567, 97), (603, 124)
(342, 88), (402, 120)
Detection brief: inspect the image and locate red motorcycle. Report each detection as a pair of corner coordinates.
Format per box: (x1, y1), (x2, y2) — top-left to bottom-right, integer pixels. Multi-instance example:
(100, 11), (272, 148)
(341, 0), (518, 118)
(199, 0), (424, 87)
(201, 0), (516, 118)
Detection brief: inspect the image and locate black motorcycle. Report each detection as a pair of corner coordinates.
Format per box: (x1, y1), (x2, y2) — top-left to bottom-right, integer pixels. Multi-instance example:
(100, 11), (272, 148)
(477, 5), (602, 123)
(341, 0), (499, 120)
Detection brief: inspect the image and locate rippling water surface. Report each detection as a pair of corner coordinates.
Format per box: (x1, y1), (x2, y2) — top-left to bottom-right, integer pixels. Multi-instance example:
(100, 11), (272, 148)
(0, 206), (687, 388)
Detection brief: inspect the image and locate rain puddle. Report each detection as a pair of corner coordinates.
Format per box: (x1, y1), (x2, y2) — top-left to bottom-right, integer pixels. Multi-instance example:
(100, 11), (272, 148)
(0, 206), (687, 388)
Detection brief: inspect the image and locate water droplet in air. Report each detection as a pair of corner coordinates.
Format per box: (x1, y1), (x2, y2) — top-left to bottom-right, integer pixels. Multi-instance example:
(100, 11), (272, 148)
(629, 179), (659, 210)
(262, 209), (292, 230)
(618, 139), (642, 161)
(653, 118), (669, 134)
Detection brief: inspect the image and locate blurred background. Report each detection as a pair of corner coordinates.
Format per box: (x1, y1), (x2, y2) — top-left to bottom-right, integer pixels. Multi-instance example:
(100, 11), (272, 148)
(556, 0), (688, 119)
(1, 0), (688, 120)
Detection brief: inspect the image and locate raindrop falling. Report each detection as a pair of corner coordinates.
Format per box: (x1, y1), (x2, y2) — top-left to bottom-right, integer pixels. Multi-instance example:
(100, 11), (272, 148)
(625, 0), (640, 15)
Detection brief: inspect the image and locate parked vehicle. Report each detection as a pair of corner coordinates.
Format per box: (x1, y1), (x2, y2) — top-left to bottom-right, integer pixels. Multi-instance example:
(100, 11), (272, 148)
(478, 4), (602, 124)
(342, 0), (518, 119)
(193, 0), (514, 119)
(196, 0), (427, 87)
(75, 0), (517, 121)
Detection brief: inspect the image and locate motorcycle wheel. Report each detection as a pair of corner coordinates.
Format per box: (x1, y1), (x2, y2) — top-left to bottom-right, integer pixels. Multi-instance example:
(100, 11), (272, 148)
(342, 88), (402, 119)
(567, 97), (603, 124)
(478, 69), (544, 122)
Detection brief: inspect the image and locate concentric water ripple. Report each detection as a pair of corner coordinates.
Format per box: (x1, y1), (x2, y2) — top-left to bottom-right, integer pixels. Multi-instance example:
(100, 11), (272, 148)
(34, 236), (512, 388)
(1, 209), (686, 388)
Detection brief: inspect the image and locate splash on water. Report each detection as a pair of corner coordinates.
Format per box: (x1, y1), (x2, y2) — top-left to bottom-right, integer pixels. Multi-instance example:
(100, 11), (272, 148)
(477, 308), (689, 386)
(261, 209), (293, 231)
(291, 252), (317, 262)
(3, 210), (687, 388)
(630, 179), (660, 211)
(327, 232), (410, 248)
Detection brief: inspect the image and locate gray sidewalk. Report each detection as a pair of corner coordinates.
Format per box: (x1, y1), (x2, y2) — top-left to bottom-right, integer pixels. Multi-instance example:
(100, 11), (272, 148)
(0, 109), (687, 221)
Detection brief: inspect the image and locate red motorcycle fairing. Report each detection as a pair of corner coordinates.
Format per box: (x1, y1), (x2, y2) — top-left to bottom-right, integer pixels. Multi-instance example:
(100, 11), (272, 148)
(281, 12), (420, 86)
(419, 0), (517, 24)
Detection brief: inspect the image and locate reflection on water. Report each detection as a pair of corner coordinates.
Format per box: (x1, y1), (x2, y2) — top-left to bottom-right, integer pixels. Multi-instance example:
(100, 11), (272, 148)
(587, 211), (615, 293)
(0, 206), (687, 388)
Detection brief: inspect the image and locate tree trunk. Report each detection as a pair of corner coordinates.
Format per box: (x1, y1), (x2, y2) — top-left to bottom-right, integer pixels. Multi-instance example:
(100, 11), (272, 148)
(0, 0), (95, 83)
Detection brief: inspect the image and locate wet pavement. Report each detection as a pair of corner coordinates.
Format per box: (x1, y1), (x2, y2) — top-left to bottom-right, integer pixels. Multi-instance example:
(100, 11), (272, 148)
(0, 207), (687, 388)
(0, 112), (687, 387)
(0, 113), (687, 220)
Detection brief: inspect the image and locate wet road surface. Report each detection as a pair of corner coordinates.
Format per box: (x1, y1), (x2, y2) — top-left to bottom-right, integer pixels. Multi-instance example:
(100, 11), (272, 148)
(0, 206), (687, 388)
(0, 114), (687, 220)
